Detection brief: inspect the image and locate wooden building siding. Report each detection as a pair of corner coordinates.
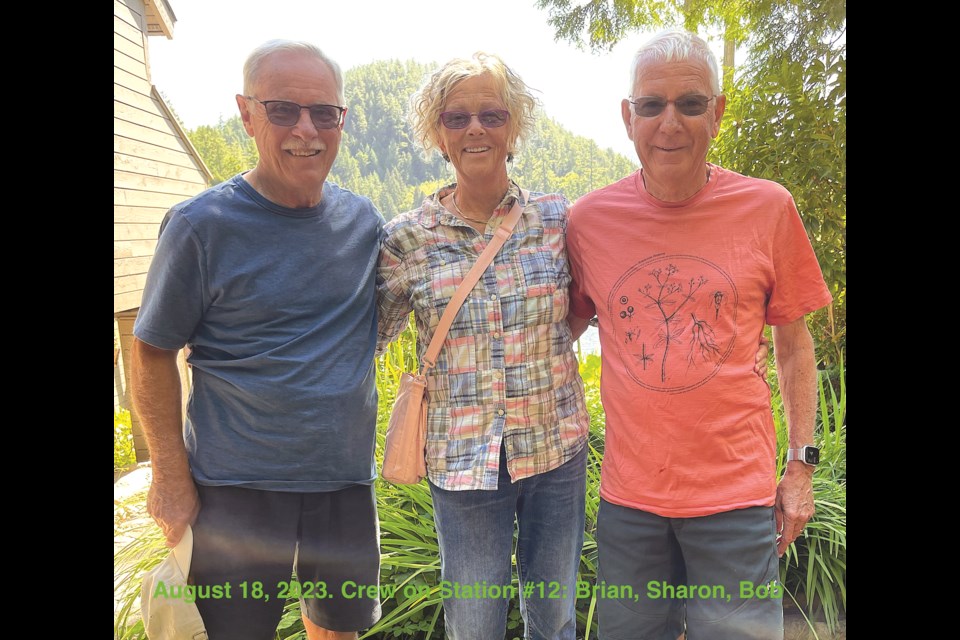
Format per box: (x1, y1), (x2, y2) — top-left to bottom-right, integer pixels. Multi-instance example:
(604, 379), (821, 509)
(114, 0), (211, 317)
(114, 0), (208, 458)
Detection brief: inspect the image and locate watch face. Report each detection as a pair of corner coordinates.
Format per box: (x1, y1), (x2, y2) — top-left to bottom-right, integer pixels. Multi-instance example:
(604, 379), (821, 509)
(804, 447), (820, 465)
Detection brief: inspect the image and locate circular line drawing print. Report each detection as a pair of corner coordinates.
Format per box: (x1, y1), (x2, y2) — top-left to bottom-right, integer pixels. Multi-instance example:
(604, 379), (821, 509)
(606, 254), (738, 393)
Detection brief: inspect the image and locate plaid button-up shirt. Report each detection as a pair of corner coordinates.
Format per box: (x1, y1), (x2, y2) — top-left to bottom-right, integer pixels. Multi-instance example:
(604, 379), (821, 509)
(377, 182), (589, 490)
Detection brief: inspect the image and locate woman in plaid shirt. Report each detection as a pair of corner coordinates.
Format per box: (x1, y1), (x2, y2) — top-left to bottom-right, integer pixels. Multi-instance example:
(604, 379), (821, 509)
(376, 52), (590, 640)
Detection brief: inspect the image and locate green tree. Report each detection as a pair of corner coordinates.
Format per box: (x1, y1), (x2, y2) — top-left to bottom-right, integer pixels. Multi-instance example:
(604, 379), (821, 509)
(187, 117), (259, 185)
(536, 0), (846, 366)
(714, 53), (846, 368)
(179, 60), (640, 227)
(512, 111), (637, 199)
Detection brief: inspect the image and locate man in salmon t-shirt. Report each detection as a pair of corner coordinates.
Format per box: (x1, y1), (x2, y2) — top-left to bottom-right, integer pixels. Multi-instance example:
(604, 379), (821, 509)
(566, 29), (833, 640)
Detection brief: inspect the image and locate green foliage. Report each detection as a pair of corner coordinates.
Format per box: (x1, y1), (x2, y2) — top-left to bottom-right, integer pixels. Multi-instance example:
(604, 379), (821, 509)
(114, 519), (162, 640)
(712, 0), (846, 367)
(536, 0), (846, 368)
(773, 354), (846, 634)
(183, 59), (638, 220)
(329, 60), (445, 217)
(332, 59), (639, 217)
(113, 337), (845, 639)
(363, 320), (445, 639)
(713, 63), (845, 369)
(536, 0), (681, 51)
(574, 352), (604, 639)
(511, 114), (637, 198)
(187, 117), (259, 185)
(115, 409), (136, 474)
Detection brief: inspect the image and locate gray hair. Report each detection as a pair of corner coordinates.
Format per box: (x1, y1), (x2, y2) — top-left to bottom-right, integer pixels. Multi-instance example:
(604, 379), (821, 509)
(628, 30), (721, 97)
(243, 39), (344, 105)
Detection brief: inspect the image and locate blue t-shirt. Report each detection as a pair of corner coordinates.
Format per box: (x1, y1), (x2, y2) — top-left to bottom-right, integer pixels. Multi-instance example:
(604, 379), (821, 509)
(134, 175), (384, 491)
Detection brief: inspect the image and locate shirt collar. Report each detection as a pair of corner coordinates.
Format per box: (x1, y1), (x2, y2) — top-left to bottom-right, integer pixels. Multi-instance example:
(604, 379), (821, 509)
(419, 181), (523, 229)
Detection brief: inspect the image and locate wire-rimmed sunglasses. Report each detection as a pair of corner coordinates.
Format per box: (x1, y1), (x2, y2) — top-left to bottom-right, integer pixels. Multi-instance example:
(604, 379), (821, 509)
(628, 94), (717, 118)
(439, 109), (510, 129)
(245, 97), (346, 129)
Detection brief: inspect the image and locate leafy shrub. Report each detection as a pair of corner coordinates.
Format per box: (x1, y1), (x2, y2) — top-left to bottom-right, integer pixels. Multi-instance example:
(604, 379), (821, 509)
(115, 409), (136, 475)
(113, 334), (846, 639)
(775, 355), (847, 633)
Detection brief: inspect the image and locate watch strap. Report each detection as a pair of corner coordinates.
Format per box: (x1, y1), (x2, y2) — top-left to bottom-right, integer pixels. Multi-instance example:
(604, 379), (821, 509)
(786, 445), (818, 465)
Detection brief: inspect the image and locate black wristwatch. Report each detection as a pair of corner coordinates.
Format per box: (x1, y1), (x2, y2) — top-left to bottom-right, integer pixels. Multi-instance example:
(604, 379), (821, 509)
(786, 445), (820, 467)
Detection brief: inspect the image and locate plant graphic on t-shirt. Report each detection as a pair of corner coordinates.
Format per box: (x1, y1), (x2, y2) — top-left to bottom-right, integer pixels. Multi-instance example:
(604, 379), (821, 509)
(632, 264), (713, 383)
(634, 342), (654, 370)
(609, 254), (736, 392)
(713, 291), (725, 320)
(689, 312), (721, 366)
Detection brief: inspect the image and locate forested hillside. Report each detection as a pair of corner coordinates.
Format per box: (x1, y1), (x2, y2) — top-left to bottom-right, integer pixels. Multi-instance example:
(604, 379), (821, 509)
(183, 56), (843, 367)
(186, 59), (637, 219)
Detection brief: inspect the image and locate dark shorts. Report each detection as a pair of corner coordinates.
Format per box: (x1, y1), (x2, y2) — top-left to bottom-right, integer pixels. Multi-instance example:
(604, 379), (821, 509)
(596, 500), (783, 640)
(189, 483), (381, 639)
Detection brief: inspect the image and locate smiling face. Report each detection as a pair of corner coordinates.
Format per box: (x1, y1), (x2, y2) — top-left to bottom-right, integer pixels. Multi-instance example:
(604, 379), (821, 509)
(236, 50), (343, 208)
(622, 59), (725, 202)
(437, 73), (513, 191)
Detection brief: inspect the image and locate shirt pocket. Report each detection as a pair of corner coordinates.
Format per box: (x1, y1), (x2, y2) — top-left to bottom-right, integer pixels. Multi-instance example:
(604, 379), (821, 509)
(426, 245), (472, 306)
(512, 245), (559, 299)
(503, 238), (560, 334)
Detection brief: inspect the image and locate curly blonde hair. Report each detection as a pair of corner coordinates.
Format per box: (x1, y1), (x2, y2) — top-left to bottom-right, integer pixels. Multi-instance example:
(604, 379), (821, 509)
(409, 52), (539, 161)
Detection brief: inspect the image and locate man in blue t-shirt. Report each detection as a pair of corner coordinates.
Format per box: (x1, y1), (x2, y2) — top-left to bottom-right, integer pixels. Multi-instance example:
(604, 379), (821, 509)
(131, 40), (384, 640)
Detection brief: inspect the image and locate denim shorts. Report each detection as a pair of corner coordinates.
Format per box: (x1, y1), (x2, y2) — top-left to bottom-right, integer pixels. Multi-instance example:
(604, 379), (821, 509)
(596, 500), (783, 640)
(189, 483), (381, 638)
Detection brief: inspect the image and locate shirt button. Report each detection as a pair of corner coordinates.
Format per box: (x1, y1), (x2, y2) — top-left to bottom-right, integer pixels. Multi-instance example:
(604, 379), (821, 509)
(492, 331), (501, 339)
(490, 294), (498, 301)
(439, 259), (446, 266)
(493, 370), (503, 379)
(497, 409), (505, 416)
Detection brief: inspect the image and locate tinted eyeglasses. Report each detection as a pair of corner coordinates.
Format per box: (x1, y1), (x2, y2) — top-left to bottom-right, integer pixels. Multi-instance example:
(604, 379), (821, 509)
(246, 97), (346, 129)
(439, 109), (510, 129)
(628, 94), (717, 118)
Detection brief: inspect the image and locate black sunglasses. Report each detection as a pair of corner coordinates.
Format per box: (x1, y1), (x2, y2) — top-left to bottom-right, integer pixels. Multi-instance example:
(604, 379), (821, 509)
(439, 109), (510, 129)
(628, 94), (717, 118)
(245, 97), (346, 129)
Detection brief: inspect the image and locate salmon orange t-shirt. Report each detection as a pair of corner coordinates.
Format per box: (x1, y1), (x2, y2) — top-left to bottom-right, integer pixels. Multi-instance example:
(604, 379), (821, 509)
(567, 164), (832, 517)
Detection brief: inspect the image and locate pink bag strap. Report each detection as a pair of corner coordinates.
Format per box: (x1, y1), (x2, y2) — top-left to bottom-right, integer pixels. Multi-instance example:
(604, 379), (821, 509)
(421, 188), (529, 372)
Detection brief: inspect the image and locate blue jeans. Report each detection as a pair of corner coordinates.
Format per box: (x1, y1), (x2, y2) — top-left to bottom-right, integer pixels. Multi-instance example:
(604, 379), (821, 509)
(429, 445), (587, 640)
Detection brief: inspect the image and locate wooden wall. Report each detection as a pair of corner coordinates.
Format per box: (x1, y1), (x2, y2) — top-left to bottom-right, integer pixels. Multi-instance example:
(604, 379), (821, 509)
(114, 0), (208, 461)
(114, 0), (210, 316)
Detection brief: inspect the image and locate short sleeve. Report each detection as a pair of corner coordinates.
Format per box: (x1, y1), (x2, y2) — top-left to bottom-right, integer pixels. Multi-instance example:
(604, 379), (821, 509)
(765, 197), (833, 326)
(566, 202), (597, 320)
(375, 230), (414, 355)
(133, 210), (207, 350)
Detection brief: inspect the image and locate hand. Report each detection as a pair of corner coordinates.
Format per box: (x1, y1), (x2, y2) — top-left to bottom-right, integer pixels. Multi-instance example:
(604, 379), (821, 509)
(147, 472), (200, 547)
(754, 335), (770, 379)
(774, 465), (815, 557)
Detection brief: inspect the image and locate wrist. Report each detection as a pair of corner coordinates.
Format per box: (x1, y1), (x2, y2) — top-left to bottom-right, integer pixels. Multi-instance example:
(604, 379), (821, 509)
(149, 456), (192, 483)
(786, 444), (819, 467)
(784, 460), (816, 478)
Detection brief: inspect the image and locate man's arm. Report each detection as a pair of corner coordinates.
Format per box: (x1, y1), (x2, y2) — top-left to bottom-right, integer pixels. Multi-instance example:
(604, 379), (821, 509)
(130, 338), (199, 547)
(567, 314), (592, 342)
(771, 317), (818, 557)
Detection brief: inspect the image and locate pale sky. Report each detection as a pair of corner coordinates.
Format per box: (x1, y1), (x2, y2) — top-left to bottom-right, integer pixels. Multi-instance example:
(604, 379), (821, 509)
(145, 0), (713, 163)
